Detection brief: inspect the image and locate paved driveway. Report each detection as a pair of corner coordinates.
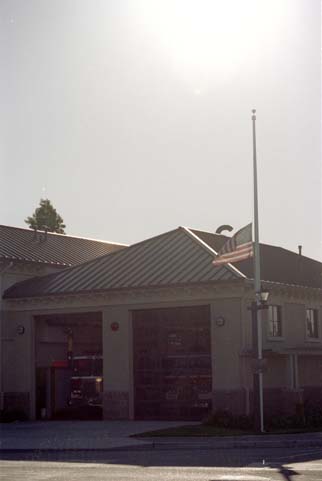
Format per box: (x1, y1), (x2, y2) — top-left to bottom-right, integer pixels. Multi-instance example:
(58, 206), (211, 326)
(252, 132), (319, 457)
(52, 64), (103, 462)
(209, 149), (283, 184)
(0, 420), (192, 450)
(1, 421), (322, 451)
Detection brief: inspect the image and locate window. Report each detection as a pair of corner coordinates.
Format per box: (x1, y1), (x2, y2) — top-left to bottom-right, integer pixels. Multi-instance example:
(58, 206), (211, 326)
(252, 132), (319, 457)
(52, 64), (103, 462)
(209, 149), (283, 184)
(268, 305), (282, 338)
(306, 308), (319, 339)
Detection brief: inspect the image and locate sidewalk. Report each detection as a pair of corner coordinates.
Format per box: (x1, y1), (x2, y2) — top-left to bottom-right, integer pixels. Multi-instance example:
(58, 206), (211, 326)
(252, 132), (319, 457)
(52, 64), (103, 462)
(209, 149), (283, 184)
(1, 421), (321, 451)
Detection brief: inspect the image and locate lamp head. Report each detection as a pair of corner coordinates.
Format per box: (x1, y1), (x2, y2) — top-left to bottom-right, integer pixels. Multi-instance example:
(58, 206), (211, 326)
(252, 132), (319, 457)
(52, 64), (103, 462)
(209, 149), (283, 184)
(259, 290), (269, 303)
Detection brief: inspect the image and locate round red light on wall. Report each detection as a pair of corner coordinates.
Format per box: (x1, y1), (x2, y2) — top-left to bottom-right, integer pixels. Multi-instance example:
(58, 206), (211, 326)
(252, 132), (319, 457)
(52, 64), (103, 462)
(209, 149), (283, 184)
(110, 322), (119, 332)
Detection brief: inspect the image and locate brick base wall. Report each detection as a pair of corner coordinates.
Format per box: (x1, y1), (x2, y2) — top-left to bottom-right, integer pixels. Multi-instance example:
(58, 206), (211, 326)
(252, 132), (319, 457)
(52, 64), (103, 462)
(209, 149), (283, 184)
(302, 386), (322, 411)
(263, 388), (301, 417)
(212, 389), (247, 415)
(102, 387), (322, 420)
(103, 391), (129, 419)
(213, 388), (310, 418)
(2, 392), (30, 418)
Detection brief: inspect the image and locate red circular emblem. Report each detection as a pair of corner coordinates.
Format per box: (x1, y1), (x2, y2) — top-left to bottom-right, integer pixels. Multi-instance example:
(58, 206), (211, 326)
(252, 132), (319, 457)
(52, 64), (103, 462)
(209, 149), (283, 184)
(111, 322), (119, 332)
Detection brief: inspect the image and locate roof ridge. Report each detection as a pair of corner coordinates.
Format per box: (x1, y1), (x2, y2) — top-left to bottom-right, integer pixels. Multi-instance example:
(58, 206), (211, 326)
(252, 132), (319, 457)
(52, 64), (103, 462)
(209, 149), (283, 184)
(189, 227), (230, 238)
(181, 227), (246, 279)
(0, 224), (127, 246)
(189, 226), (321, 262)
(121, 226), (182, 250)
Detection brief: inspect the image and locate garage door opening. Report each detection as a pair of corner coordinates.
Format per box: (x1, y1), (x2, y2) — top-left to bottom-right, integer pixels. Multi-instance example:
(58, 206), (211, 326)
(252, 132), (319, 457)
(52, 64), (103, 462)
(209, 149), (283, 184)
(133, 305), (212, 420)
(35, 312), (102, 420)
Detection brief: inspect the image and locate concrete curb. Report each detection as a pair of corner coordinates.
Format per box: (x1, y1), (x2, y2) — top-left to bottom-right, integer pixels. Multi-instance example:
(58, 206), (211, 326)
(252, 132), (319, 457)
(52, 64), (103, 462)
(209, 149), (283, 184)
(147, 440), (322, 449)
(1, 438), (322, 452)
(0, 444), (151, 453)
(133, 430), (322, 450)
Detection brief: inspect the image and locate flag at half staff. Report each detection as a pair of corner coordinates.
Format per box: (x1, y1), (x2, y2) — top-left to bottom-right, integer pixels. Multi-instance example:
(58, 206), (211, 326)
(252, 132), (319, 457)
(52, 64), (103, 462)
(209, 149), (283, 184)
(213, 223), (253, 265)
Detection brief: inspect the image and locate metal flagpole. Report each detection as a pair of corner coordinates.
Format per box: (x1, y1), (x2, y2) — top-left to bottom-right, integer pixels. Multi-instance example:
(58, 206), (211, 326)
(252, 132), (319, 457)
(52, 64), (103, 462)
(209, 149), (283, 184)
(251, 109), (264, 433)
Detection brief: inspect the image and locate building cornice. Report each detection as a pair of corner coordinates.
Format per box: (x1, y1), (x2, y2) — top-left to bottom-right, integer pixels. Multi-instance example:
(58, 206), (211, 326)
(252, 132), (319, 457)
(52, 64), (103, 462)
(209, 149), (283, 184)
(4, 277), (322, 311)
(3, 281), (246, 311)
(244, 279), (322, 302)
(241, 347), (322, 357)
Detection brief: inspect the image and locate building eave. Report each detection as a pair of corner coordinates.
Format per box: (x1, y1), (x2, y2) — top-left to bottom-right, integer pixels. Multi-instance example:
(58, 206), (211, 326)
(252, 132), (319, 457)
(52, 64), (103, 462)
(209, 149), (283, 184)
(3, 279), (247, 311)
(245, 278), (322, 301)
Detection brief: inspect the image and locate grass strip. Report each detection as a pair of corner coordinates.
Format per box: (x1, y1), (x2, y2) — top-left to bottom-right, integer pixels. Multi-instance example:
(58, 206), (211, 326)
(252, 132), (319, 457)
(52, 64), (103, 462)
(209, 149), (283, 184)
(133, 424), (322, 438)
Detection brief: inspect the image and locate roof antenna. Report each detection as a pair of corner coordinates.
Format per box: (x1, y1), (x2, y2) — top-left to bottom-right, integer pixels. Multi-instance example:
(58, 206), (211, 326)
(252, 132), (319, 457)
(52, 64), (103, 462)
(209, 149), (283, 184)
(216, 224), (233, 235)
(298, 245), (302, 256)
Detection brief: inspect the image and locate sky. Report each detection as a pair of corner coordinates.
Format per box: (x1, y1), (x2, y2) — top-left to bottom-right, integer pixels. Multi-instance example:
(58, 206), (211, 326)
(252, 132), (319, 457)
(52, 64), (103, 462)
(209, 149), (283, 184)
(0, 0), (321, 260)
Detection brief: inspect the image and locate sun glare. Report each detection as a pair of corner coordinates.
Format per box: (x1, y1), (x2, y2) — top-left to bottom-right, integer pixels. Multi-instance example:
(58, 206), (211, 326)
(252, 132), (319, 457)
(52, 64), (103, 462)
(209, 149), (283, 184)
(135, 0), (286, 85)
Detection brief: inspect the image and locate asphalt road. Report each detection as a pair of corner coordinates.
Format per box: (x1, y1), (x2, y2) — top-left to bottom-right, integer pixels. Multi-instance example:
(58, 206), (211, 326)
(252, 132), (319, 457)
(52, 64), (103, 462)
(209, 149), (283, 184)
(1, 446), (322, 481)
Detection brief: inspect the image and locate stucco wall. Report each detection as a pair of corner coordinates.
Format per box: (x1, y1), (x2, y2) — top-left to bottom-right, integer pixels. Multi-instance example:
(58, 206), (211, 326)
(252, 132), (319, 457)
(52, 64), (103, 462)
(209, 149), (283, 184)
(2, 311), (33, 392)
(1, 310), (35, 417)
(211, 297), (242, 389)
(298, 355), (322, 387)
(210, 297), (246, 414)
(264, 357), (287, 388)
(0, 261), (63, 412)
(103, 306), (131, 419)
(103, 306), (131, 392)
(283, 303), (307, 346)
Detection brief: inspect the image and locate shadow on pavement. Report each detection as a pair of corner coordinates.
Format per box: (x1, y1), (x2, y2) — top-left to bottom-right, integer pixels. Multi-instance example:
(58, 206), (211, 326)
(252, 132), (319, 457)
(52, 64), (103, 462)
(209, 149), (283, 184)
(208, 466), (300, 481)
(277, 465), (299, 481)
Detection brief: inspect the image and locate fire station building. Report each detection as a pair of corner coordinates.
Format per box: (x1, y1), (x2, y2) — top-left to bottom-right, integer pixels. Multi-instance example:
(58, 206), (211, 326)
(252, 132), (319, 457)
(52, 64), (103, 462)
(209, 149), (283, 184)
(1, 224), (322, 421)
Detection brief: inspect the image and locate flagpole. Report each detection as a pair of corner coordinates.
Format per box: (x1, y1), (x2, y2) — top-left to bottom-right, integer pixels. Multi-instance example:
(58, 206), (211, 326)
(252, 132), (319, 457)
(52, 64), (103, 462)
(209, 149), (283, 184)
(252, 109), (264, 433)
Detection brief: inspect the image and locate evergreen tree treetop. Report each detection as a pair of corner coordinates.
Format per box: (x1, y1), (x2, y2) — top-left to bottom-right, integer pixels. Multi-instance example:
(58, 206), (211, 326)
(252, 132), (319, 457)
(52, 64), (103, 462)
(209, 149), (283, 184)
(25, 198), (66, 234)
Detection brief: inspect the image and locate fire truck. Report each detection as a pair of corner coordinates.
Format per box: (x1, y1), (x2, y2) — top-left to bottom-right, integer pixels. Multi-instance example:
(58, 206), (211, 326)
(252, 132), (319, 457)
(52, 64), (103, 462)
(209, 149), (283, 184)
(68, 355), (103, 407)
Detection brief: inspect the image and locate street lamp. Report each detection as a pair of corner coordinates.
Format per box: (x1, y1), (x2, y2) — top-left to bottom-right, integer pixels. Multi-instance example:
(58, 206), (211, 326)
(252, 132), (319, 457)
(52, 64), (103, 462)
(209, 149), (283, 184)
(258, 290), (269, 304)
(248, 289), (269, 432)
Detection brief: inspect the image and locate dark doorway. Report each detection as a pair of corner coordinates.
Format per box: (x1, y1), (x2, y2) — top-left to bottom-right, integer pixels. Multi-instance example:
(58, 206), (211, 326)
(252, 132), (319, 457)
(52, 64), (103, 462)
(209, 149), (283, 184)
(133, 305), (212, 420)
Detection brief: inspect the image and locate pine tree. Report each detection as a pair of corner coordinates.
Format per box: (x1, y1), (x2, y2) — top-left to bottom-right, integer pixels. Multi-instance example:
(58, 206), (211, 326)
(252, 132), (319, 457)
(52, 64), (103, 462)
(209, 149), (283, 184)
(25, 199), (66, 234)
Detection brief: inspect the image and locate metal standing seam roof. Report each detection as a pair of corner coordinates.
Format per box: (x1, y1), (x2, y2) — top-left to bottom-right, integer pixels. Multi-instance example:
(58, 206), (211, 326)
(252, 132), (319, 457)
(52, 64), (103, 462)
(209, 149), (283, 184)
(3, 227), (243, 299)
(191, 228), (322, 289)
(0, 225), (127, 266)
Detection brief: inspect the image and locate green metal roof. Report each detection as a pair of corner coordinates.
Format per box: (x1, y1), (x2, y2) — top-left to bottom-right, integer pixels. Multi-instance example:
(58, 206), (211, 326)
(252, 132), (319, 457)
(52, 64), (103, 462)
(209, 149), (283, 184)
(0, 225), (126, 267)
(3, 227), (243, 299)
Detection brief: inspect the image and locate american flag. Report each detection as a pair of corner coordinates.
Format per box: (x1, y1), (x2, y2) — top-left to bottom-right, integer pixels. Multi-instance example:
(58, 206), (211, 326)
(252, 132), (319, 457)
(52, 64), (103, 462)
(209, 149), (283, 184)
(213, 223), (253, 265)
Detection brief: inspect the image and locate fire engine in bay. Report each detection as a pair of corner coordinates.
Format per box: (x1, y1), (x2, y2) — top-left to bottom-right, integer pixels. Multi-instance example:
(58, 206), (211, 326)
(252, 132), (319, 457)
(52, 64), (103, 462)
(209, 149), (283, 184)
(68, 355), (103, 407)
